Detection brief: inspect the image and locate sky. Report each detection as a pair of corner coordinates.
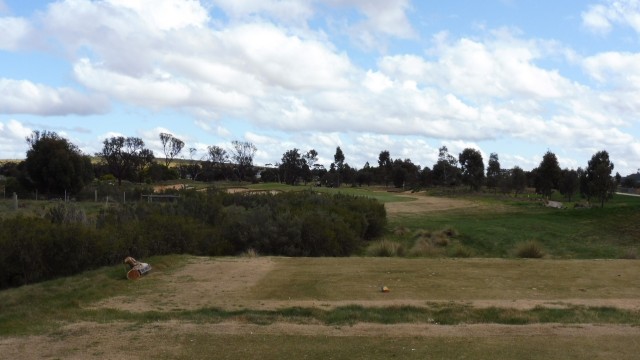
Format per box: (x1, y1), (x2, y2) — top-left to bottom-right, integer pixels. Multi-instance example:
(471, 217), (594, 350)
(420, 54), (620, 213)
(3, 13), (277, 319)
(1, 0), (640, 175)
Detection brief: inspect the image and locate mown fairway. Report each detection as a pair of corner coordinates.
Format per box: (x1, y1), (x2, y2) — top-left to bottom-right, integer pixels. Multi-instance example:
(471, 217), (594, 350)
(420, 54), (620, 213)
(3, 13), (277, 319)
(1, 188), (640, 359)
(2, 255), (640, 359)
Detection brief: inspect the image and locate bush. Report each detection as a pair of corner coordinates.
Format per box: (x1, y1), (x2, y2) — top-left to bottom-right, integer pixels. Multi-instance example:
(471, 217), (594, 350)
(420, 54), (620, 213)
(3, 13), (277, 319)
(0, 190), (388, 289)
(515, 241), (545, 258)
(366, 240), (405, 257)
(450, 245), (473, 258)
(409, 239), (444, 257)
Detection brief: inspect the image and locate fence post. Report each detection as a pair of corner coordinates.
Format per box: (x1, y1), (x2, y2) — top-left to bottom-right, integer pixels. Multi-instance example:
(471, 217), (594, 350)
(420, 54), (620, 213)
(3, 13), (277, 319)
(13, 192), (18, 210)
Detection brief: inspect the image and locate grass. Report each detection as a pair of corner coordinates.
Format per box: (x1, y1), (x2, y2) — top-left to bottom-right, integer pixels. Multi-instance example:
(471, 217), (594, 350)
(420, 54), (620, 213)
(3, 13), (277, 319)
(159, 333), (640, 360)
(251, 257), (640, 302)
(3, 255), (640, 358)
(4, 256), (640, 335)
(389, 193), (640, 258)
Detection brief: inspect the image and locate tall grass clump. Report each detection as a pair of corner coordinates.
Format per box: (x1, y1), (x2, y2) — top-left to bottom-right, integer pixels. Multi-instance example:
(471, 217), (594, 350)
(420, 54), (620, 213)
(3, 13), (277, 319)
(515, 240), (545, 258)
(366, 240), (405, 257)
(408, 227), (459, 257)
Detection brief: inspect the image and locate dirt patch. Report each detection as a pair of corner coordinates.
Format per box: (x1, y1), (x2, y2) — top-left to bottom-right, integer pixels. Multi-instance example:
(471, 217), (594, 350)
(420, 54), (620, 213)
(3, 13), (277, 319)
(384, 193), (479, 215)
(153, 184), (188, 192)
(90, 257), (274, 312)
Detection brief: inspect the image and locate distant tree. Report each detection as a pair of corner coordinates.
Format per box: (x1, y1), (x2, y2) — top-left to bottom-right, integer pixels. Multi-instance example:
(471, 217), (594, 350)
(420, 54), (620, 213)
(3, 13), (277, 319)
(391, 158), (420, 188)
(333, 146), (345, 186)
(201, 145), (229, 181)
(559, 168), (579, 201)
(98, 136), (153, 185)
(459, 148), (485, 191)
(24, 130), (93, 196)
(229, 140), (257, 181)
(356, 162), (373, 186)
(159, 133), (185, 167)
(486, 152), (501, 192)
(280, 148), (305, 185)
(180, 147), (203, 181)
(302, 149), (318, 184)
(419, 166), (433, 187)
(378, 150), (392, 186)
(511, 166), (527, 196)
(207, 145), (228, 165)
(535, 151), (561, 198)
(135, 148), (156, 182)
(586, 150), (615, 208)
(432, 146), (460, 186)
(578, 167), (590, 201)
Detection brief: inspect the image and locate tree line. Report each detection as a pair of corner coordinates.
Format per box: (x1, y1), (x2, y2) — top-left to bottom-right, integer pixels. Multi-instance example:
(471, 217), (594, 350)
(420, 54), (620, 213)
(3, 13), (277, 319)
(0, 130), (623, 207)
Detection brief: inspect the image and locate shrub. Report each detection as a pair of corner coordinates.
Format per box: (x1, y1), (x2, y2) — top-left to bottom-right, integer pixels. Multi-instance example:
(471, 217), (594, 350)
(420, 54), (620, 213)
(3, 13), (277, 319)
(430, 233), (450, 247)
(366, 240), (405, 257)
(450, 245), (472, 258)
(620, 248), (638, 260)
(242, 248), (260, 257)
(409, 239), (444, 257)
(515, 241), (545, 258)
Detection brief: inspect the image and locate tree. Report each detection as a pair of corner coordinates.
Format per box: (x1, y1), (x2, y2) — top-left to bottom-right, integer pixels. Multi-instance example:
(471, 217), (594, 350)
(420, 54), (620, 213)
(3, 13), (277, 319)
(229, 140), (257, 181)
(459, 148), (485, 191)
(333, 146), (345, 186)
(302, 149), (318, 184)
(98, 136), (153, 185)
(280, 148), (305, 185)
(24, 130), (93, 196)
(159, 133), (184, 167)
(201, 145), (229, 181)
(535, 150), (561, 198)
(180, 147), (203, 181)
(511, 166), (527, 196)
(432, 146), (460, 186)
(391, 158), (420, 188)
(486, 153), (501, 192)
(377, 150), (392, 186)
(559, 168), (579, 201)
(586, 150), (615, 208)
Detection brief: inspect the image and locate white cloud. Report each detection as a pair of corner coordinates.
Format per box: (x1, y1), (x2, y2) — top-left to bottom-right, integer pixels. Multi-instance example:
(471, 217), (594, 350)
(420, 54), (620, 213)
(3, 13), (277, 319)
(107, 0), (209, 31)
(582, 0), (640, 34)
(328, 0), (415, 50)
(0, 119), (32, 158)
(0, 78), (109, 115)
(583, 51), (640, 88)
(0, 16), (31, 50)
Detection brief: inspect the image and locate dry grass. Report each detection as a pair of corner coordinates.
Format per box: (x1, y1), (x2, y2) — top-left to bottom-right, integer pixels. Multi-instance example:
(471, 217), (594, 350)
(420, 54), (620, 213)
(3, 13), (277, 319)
(5, 256), (640, 359)
(366, 240), (405, 257)
(515, 241), (545, 258)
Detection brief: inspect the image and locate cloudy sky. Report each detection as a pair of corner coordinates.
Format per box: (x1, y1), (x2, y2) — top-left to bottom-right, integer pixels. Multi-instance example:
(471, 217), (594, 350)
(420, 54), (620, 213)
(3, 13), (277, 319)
(1, 0), (640, 175)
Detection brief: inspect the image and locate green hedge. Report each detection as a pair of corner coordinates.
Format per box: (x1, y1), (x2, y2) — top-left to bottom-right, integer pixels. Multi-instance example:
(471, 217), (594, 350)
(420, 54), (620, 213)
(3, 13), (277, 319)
(0, 190), (386, 289)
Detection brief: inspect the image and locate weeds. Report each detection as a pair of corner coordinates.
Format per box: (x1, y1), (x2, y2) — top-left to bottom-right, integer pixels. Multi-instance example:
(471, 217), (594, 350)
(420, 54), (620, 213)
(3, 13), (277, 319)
(366, 240), (405, 257)
(515, 241), (545, 258)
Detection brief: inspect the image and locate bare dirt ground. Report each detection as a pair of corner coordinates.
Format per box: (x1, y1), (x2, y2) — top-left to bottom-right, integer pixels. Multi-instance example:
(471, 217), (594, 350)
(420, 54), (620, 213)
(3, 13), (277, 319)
(384, 192), (480, 215)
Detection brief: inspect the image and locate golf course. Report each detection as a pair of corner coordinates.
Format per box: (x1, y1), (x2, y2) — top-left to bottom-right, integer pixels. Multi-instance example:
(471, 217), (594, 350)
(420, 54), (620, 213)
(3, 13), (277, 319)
(1, 186), (640, 359)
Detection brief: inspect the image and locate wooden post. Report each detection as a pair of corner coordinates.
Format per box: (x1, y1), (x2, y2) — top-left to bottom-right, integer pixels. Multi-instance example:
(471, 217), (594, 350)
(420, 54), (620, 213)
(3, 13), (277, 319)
(13, 192), (18, 210)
